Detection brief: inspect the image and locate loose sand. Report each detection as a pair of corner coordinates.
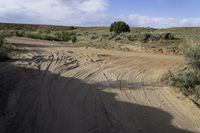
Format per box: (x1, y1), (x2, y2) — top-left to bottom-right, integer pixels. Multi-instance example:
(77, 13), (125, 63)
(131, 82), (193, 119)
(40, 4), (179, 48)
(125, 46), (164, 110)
(1, 37), (200, 133)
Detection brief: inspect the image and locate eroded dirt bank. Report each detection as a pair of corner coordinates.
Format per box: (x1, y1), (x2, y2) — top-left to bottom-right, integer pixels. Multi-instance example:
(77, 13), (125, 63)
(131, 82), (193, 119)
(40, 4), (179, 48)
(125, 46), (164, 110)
(1, 37), (200, 133)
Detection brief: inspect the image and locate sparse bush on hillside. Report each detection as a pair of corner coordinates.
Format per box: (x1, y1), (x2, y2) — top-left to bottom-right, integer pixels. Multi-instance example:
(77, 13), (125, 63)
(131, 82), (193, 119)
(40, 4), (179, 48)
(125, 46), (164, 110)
(110, 21), (130, 34)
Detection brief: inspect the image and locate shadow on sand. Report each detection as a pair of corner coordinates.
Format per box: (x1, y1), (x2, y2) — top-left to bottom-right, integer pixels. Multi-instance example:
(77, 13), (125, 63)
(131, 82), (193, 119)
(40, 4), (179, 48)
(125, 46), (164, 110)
(0, 62), (197, 133)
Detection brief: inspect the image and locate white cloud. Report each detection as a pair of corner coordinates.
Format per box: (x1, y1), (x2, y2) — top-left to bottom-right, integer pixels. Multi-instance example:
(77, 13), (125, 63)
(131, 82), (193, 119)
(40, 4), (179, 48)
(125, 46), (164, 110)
(1, 0), (200, 27)
(0, 0), (109, 26)
(127, 13), (200, 28)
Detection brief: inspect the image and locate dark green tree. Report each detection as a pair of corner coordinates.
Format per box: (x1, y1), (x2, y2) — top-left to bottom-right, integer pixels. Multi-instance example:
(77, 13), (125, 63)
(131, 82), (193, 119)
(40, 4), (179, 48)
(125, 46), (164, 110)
(110, 21), (130, 34)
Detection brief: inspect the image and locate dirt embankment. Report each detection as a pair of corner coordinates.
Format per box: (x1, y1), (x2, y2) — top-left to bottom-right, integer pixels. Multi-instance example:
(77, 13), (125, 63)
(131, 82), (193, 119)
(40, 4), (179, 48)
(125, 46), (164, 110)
(0, 37), (200, 133)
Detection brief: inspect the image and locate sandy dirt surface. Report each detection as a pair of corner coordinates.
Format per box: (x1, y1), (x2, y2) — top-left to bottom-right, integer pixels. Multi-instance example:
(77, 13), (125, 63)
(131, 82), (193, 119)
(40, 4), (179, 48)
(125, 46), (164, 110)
(1, 37), (200, 133)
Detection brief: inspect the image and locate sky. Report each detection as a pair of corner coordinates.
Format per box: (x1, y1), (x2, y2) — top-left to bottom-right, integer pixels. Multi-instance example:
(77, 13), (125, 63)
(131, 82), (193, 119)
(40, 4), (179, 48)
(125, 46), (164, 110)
(0, 0), (200, 28)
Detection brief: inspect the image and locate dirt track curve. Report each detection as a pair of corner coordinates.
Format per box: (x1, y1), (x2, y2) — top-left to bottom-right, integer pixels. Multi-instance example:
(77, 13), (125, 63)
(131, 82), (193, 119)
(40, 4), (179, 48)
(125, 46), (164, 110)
(1, 37), (200, 133)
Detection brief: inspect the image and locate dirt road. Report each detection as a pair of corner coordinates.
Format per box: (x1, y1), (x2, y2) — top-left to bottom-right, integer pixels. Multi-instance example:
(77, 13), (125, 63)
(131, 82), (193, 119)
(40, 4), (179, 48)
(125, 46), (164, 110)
(1, 37), (200, 133)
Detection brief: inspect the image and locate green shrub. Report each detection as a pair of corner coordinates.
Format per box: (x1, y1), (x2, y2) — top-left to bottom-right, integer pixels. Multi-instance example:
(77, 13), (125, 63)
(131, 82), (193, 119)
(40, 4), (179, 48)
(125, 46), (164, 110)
(91, 35), (98, 40)
(62, 32), (71, 41)
(110, 21), (130, 34)
(50, 32), (62, 41)
(40, 33), (51, 40)
(168, 68), (200, 94)
(140, 33), (151, 42)
(16, 30), (25, 37)
(16, 30), (72, 42)
(184, 45), (200, 71)
(71, 36), (77, 44)
(102, 34), (109, 38)
(115, 36), (122, 41)
(161, 33), (175, 40)
(0, 38), (11, 60)
(166, 45), (200, 103)
(50, 31), (69, 41)
(0, 47), (9, 60)
(0, 30), (15, 37)
(43, 29), (51, 34)
(108, 33), (117, 40)
(127, 35), (135, 42)
(139, 33), (161, 42)
(69, 26), (76, 30)
(24, 31), (40, 39)
(195, 85), (200, 98)
(0, 36), (4, 47)
(24, 31), (32, 38)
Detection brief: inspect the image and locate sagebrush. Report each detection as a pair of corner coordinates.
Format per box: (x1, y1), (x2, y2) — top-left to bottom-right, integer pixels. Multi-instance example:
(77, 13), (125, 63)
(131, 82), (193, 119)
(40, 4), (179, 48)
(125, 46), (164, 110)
(166, 45), (200, 104)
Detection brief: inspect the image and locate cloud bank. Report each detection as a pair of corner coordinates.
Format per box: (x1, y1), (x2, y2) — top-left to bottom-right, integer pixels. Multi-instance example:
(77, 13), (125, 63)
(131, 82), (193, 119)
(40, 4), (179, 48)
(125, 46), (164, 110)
(127, 14), (200, 28)
(0, 0), (200, 27)
(0, 0), (109, 26)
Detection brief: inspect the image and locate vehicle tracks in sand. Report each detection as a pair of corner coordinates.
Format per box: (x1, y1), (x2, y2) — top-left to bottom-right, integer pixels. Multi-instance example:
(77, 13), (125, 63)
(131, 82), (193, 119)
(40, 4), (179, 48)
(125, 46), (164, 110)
(1, 37), (200, 133)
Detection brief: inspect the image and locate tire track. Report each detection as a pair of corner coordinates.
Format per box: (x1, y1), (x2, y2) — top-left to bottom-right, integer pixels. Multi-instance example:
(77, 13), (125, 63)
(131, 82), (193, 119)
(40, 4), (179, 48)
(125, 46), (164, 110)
(2, 37), (200, 133)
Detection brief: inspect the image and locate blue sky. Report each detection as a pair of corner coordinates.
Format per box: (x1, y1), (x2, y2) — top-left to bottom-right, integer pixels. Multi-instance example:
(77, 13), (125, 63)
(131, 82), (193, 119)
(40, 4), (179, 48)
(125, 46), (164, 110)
(109, 0), (199, 18)
(0, 0), (200, 27)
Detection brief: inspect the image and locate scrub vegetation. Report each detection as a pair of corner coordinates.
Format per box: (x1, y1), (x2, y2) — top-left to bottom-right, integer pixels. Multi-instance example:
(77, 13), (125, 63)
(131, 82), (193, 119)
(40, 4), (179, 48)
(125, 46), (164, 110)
(165, 45), (200, 105)
(0, 32), (12, 60)
(1, 22), (200, 53)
